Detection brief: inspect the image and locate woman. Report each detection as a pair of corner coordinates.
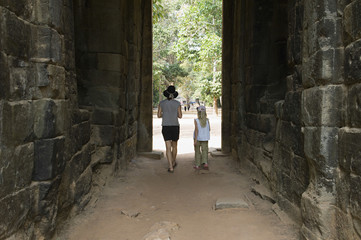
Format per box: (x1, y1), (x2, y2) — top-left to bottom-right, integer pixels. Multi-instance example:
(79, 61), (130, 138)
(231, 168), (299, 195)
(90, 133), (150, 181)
(157, 86), (182, 173)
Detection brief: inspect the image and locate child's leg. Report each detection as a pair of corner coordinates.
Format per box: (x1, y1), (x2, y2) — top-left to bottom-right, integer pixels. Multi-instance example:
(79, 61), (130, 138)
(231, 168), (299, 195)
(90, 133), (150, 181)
(200, 141), (209, 165)
(194, 141), (201, 166)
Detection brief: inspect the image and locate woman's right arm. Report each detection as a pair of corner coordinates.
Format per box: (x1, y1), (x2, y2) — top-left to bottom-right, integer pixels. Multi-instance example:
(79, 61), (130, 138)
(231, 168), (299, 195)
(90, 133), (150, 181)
(157, 104), (162, 118)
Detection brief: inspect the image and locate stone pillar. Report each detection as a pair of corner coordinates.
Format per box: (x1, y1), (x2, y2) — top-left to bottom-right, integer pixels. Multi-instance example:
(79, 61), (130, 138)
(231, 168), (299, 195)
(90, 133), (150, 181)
(137, 0), (153, 152)
(221, 0), (234, 153)
(300, 0), (345, 239)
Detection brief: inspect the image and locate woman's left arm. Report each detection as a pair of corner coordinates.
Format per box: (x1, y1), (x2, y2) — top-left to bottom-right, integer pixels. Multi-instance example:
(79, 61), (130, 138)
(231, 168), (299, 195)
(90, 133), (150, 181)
(177, 105), (182, 118)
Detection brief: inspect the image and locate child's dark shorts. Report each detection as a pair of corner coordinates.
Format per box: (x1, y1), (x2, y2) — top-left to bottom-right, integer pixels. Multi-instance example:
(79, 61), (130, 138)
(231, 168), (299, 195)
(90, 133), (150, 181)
(162, 126), (180, 141)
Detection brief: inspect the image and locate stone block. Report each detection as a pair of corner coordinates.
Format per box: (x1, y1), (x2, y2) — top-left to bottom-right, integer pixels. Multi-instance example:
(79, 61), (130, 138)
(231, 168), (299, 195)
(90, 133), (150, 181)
(283, 91), (302, 125)
(274, 100), (284, 119)
(302, 85), (346, 127)
(344, 1), (361, 41)
(278, 120), (304, 157)
(74, 167), (92, 204)
(91, 125), (115, 146)
(336, 169), (350, 211)
(72, 121), (91, 152)
(345, 39), (361, 85)
(245, 85), (266, 113)
(303, 48), (344, 87)
(0, 189), (31, 239)
(92, 108), (113, 125)
(290, 154), (309, 188)
(30, 25), (63, 63)
(14, 143), (34, 190)
(338, 128), (361, 174)
(33, 99), (56, 139)
(53, 100), (70, 136)
(348, 83), (361, 127)
(304, 127), (338, 189)
(91, 146), (113, 164)
(0, 101), (34, 145)
(244, 129), (265, 148)
(34, 63), (66, 99)
(0, 0), (32, 19)
(301, 189), (337, 240)
(87, 86), (122, 109)
(0, 52), (10, 99)
(350, 175), (361, 218)
(9, 58), (37, 101)
(1, 8), (31, 58)
(335, 207), (358, 240)
(84, 69), (125, 88)
(30, 177), (61, 239)
(33, 136), (65, 181)
(97, 53), (122, 72)
(32, 0), (63, 30)
(215, 197), (249, 210)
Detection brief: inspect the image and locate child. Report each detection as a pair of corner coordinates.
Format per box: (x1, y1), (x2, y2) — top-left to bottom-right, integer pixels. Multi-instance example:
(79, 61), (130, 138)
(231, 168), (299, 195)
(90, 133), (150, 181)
(193, 105), (210, 170)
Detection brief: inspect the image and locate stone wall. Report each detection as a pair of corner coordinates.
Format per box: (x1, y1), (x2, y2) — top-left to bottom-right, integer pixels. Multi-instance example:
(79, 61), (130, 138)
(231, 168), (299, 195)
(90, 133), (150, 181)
(0, 0), (151, 239)
(224, 0), (361, 239)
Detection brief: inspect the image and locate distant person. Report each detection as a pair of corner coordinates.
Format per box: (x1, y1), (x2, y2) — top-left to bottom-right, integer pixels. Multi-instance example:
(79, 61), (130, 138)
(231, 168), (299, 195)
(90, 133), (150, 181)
(157, 86), (182, 173)
(193, 106), (210, 170)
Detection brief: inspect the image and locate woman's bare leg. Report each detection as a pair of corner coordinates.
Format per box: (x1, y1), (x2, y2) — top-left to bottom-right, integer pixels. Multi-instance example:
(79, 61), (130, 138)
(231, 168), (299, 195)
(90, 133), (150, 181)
(165, 140), (174, 170)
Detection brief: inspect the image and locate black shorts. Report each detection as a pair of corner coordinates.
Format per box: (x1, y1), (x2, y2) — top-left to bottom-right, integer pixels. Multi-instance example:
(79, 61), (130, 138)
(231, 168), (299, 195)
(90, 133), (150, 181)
(162, 126), (180, 141)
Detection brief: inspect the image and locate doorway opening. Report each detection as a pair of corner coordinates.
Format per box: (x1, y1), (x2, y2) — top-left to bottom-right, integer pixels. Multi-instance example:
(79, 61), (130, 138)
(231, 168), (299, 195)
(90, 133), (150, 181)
(152, 0), (223, 154)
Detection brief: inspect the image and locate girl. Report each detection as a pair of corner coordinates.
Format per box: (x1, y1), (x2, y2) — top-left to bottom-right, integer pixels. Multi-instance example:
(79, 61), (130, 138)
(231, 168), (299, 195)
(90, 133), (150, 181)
(193, 106), (210, 170)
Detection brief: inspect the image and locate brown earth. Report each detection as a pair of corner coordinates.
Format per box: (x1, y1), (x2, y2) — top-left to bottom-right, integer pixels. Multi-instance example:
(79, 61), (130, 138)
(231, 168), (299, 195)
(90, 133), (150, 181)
(55, 112), (299, 240)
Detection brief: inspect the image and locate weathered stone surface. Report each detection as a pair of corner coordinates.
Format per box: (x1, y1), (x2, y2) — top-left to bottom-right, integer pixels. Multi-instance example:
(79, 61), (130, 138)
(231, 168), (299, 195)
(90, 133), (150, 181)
(302, 85), (346, 127)
(32, 0), (63, 30)
(0, 52), (10, 99)
(304, 127), (338, 191)
(344, 1), (361, 41)
(72, 121), (91, 152)
(301, 189), (337, 240)
(283, 91), (302, 125)
(143, 221), (179, 240)
(0, 189), (31, 239)
(0, 101), (34, 145)
(0, 143), (33, 199)
(91, 146), (113, 164)
(345, 39), (361, 85)
(350, 175), (361, 218)
(74, 166), (92, 204)
(278, 120), (304, 157)
(1, 8), (31, 58)
(33, 100), (56, 139)
(303, 48), (344, 87)
(92, 108), (113, 125)
(338, 128), (361, 174)
(34, 64), (66, 99)
(91, 125), (115, 146)
(348, 83), (361, 127)
(33, 136), (65, 181)
(30, 25), (63, 63)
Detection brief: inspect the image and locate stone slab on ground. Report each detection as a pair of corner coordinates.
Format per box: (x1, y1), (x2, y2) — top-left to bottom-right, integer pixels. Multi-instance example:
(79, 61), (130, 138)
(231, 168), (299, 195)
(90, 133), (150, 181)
(210, 151), (230, 157)
(138, 151), (164, 159)
(215, 197), (249, 210)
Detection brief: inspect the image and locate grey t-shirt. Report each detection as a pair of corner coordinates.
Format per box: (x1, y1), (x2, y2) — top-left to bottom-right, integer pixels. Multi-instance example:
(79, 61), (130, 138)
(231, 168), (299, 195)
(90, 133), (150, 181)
(159, 99), (180, 126)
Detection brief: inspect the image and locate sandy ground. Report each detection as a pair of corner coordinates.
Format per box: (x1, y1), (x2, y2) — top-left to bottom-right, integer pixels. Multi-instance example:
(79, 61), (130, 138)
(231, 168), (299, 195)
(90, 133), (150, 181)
(56, 112), (299, 240)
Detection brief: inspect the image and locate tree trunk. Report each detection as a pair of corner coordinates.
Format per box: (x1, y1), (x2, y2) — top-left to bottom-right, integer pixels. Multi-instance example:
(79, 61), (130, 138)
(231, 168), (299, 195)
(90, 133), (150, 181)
(213, 96), (218, 116)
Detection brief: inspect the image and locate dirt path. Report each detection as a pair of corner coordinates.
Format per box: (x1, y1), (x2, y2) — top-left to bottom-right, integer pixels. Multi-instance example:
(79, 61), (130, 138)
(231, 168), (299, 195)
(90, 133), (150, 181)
(56, 113), (299, 240)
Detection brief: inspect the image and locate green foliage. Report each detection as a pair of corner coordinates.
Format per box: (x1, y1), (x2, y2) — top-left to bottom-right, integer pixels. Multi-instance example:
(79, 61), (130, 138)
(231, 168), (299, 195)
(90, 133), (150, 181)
(152, 0), (222, 107)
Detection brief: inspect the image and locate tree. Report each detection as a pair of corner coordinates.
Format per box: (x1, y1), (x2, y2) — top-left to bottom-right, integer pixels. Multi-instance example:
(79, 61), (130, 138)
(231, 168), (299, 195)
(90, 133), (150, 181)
(173, 0), (222, 114)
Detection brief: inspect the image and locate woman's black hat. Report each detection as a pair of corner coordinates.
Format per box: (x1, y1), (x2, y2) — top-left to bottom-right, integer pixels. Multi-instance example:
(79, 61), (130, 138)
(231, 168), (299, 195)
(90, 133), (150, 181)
(163, 85), (178, 98)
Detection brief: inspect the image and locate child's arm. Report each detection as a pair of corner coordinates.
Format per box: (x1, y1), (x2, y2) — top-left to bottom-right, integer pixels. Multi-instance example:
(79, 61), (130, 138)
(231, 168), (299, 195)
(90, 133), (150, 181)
(194, 119), (198, 145)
